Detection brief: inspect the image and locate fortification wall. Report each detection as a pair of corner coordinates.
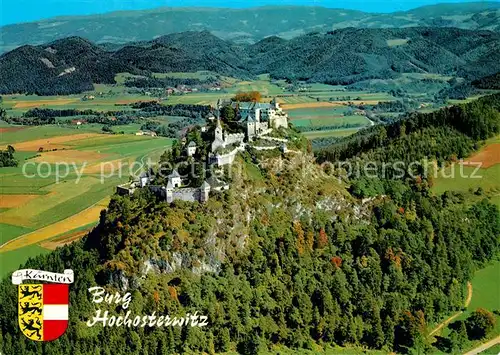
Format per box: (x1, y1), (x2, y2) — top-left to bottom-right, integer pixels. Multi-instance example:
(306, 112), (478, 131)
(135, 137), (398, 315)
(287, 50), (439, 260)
(253, 146), (279, 151)
(225, 133), (245, 145)
(213, 146), (244, 166)
(260, 136), (288, 143)
(173, 188), (200, 202)
(272, 115), (288, 129)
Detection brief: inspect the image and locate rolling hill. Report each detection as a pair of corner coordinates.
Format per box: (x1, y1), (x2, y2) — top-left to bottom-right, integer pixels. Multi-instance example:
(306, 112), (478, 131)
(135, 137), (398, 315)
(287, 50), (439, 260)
(247, 27), (500, 83)
(1, 2), (500, 53)
(1, 27), (500, 95)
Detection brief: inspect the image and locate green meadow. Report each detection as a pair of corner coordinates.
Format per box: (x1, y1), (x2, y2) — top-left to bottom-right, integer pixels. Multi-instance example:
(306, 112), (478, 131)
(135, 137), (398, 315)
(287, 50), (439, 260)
(302, 128), (361, 139)
(0, 244), (50, 278)
(288, 108), (369, 128)
(468, 261), (500, 312)
(0, 125), (173, 278)
(432, 145), (500, 209)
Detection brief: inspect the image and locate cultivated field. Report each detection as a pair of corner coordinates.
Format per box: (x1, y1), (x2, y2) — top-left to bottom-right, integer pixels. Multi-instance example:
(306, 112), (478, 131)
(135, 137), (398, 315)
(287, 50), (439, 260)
(0, 197), (109, 252)
(2, 73), (396, 140)
(0, 125), (173, 276)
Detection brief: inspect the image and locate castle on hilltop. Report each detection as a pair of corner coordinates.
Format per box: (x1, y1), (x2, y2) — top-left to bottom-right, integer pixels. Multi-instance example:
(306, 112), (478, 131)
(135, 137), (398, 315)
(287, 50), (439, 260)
(207, 97), (289, 166)
(117, 97), (290, 203)
(216, 98), (288, 140)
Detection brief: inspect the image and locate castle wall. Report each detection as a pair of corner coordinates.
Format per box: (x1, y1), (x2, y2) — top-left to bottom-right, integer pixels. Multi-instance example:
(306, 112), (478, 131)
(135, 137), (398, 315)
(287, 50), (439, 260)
(211, 145), (244, 166)
(260, 136), (288, 143)
(117, 184), (136, 196)
(224, 133), (245, 145)
(276, 116), (288, 129)
(171, 188), (200, 202)
(216, 151), (237, 166)
(252, 145), (279, 151)
(247, 122), (270, 139)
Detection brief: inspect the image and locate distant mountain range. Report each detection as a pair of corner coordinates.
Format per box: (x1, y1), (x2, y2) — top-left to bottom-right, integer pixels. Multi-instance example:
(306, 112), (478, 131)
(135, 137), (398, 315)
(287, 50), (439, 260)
(1, 27), (500, 95)
(1, 2), (500, 53)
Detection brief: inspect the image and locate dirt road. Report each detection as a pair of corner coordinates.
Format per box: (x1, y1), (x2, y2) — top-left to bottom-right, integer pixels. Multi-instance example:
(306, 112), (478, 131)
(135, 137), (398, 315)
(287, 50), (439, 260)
(428, 282), (473, 337)
(464, 335), (500, 355)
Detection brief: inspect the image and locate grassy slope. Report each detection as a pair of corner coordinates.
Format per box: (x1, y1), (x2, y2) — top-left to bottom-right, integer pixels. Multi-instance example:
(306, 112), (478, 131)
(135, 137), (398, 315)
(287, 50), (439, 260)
(432, 136), (500, 209)
(431, 135), (500, 352)
(0, 244), (50, 278)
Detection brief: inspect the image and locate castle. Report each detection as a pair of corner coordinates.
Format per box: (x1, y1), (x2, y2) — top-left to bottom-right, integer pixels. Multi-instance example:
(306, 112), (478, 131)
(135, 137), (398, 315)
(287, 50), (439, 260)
(117, 169), (213, 204)
(211, 118), (245, 152)
(165, 170), (210, 203)
(216, 98), (288, 140)
(117, 97), (290, 203)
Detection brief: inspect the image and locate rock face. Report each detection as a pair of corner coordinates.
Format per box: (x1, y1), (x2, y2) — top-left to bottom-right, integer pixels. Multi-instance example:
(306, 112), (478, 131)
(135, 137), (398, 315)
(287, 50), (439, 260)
(103, 151), (366, 280)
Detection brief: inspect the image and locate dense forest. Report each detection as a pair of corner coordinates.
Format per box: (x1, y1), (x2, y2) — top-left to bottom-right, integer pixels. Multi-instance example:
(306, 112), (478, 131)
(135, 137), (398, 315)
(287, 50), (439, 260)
(124, 76), (217, 89)
(0, 95), (499, 354)
(2, 27), (500, 95)
(472, 71), (500, 89)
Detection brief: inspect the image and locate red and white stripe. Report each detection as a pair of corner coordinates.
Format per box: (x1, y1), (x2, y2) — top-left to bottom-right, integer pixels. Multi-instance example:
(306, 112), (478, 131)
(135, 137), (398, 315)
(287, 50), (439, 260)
(43, 284), (69, 341)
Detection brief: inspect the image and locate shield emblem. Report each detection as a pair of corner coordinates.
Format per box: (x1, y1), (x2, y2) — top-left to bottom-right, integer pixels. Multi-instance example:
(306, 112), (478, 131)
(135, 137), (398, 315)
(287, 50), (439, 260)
(18, 283), (69, 341)
(13, 269), (73, 342)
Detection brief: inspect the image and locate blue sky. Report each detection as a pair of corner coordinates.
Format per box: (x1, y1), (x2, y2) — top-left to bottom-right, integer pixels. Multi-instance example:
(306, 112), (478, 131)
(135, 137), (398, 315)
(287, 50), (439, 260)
(0, 0), (496, 26)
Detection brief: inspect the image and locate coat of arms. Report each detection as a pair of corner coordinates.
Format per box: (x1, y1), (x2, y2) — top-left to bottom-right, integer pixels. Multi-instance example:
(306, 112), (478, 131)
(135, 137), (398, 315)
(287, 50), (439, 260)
(12, 269), (74, 342)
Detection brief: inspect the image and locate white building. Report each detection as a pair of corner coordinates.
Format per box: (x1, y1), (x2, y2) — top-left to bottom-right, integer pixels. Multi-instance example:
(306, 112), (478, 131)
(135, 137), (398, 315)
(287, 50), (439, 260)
(211, 118), (245, 153)
(168, 169), (182, 188)
(187, 141), (197, 157)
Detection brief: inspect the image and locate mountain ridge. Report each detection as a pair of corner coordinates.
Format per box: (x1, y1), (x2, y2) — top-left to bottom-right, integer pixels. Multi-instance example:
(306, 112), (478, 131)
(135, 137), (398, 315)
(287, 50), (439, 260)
(1, 2), (500, 53)
(2, 27), (500, 95)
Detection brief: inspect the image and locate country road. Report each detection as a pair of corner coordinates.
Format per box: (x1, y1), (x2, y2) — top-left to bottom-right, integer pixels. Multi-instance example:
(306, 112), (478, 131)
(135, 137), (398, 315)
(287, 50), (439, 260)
(464, 335), (500, 355)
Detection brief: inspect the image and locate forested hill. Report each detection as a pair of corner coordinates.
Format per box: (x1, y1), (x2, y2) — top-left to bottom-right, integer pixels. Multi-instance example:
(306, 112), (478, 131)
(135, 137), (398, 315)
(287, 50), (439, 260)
(1, 2), (500, 52)
(0, 33), (249, 95)
(0, 96), (499, 354)
(2, 27), (500, 95)
(246, 27), (500, 84)
(316, 93), (500, 197)
(316, 93), (500, 163)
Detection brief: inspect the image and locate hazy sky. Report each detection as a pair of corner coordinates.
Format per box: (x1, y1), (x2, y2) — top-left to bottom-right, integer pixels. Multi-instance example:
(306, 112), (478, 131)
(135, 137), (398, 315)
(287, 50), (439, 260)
(1, 0), (497, 26)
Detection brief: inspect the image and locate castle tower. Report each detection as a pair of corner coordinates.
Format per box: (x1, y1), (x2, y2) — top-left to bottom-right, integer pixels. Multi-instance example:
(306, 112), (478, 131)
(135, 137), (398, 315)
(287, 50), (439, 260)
(215, 117), (224, 142)
(200, 181), (211, 203)
(166, 180), (174, 203)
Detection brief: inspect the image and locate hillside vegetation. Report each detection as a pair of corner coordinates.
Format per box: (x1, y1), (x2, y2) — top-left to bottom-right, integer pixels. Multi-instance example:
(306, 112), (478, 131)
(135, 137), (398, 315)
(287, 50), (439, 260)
(1, 2), (500, 51)
(2, 27), (500, 95)
(0, 94), (499, 354)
